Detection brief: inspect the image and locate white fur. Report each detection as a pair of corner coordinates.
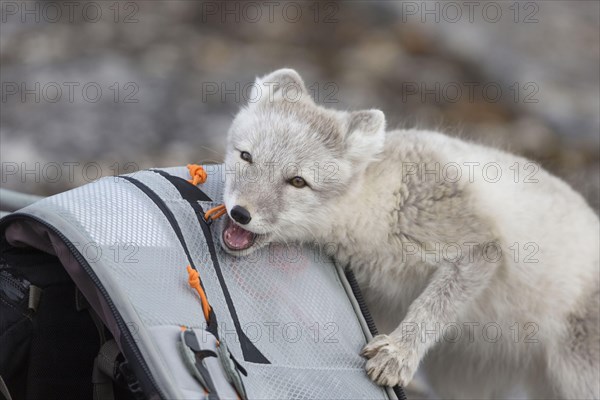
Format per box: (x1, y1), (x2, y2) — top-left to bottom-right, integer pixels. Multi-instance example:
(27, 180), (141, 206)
(222, 69), (600, 399)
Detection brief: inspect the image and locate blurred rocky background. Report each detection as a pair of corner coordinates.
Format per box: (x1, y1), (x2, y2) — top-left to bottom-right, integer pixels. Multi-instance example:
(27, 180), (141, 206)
(1, 0), (599, 211)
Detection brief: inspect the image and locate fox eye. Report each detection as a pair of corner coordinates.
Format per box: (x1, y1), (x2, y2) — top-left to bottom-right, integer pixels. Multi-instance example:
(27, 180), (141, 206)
(289, 176), (307, 188)
(240, 151), (252, 163)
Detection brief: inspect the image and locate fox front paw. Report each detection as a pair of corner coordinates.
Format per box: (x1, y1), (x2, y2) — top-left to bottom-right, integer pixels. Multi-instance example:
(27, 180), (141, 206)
(361, 334), (419, 387)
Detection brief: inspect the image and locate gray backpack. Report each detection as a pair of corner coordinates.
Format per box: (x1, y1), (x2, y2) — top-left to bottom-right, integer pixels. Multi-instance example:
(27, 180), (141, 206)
(0, 165), (405, 400)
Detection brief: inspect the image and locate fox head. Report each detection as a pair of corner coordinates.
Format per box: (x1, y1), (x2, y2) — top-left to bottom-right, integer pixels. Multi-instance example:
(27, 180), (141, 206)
(221, 68), (386, 255)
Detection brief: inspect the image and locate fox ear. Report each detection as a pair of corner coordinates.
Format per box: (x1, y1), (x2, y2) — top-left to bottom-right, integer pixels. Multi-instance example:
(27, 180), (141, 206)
(345, 110), (386, 163)
(248, 68), (311, 106)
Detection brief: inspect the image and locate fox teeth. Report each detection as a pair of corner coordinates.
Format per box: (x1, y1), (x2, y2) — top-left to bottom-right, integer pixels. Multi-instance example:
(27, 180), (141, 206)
(223, 218), (256, 251)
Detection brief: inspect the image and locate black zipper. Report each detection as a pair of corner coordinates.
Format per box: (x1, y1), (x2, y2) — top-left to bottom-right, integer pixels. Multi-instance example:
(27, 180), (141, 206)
(191, 201), (270, 364)
(344, 267), (407, 400)
(124, 173), (269, 364)
(344, 267), (379, 337)
(0, 213), (165, 400)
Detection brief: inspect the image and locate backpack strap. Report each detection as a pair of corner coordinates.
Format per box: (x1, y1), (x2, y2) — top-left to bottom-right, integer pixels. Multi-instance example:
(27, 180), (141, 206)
(0, 375), (13, 400)
(92, 340), (120, 400)
(27, 285), (41, 313)
(76, 288), (118, 400)
(180, 328), (247, 399)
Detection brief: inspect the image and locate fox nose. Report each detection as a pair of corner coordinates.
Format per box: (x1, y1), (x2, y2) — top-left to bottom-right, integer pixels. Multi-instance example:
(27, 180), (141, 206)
(230, 205), (252, 225)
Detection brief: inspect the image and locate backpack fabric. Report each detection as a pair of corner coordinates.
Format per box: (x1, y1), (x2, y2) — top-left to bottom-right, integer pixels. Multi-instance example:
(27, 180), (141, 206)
(0, 165), (401, 399)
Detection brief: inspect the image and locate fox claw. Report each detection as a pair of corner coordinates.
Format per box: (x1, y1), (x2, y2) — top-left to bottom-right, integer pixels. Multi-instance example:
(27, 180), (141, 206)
(362, 334), (419, 387)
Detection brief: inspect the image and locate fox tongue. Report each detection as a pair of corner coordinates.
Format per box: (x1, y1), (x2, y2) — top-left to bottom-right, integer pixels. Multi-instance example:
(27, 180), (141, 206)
(223, 219), (256, 250)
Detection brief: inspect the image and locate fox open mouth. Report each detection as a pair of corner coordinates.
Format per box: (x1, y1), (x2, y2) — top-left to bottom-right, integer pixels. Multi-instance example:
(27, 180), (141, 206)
(222, 218), (257, 251)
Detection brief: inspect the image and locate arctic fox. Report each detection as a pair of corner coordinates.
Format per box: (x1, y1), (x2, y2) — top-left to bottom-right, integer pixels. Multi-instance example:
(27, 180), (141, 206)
(219, 69), (600, 399)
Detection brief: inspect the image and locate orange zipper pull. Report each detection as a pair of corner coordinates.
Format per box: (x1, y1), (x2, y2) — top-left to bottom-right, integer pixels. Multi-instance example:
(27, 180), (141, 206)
(187, 164), (207, 186)
(186, 265), (211, 321)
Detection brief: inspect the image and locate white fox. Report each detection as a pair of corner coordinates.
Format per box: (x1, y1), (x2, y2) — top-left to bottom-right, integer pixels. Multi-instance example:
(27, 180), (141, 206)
(219, 68), (600, 399)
